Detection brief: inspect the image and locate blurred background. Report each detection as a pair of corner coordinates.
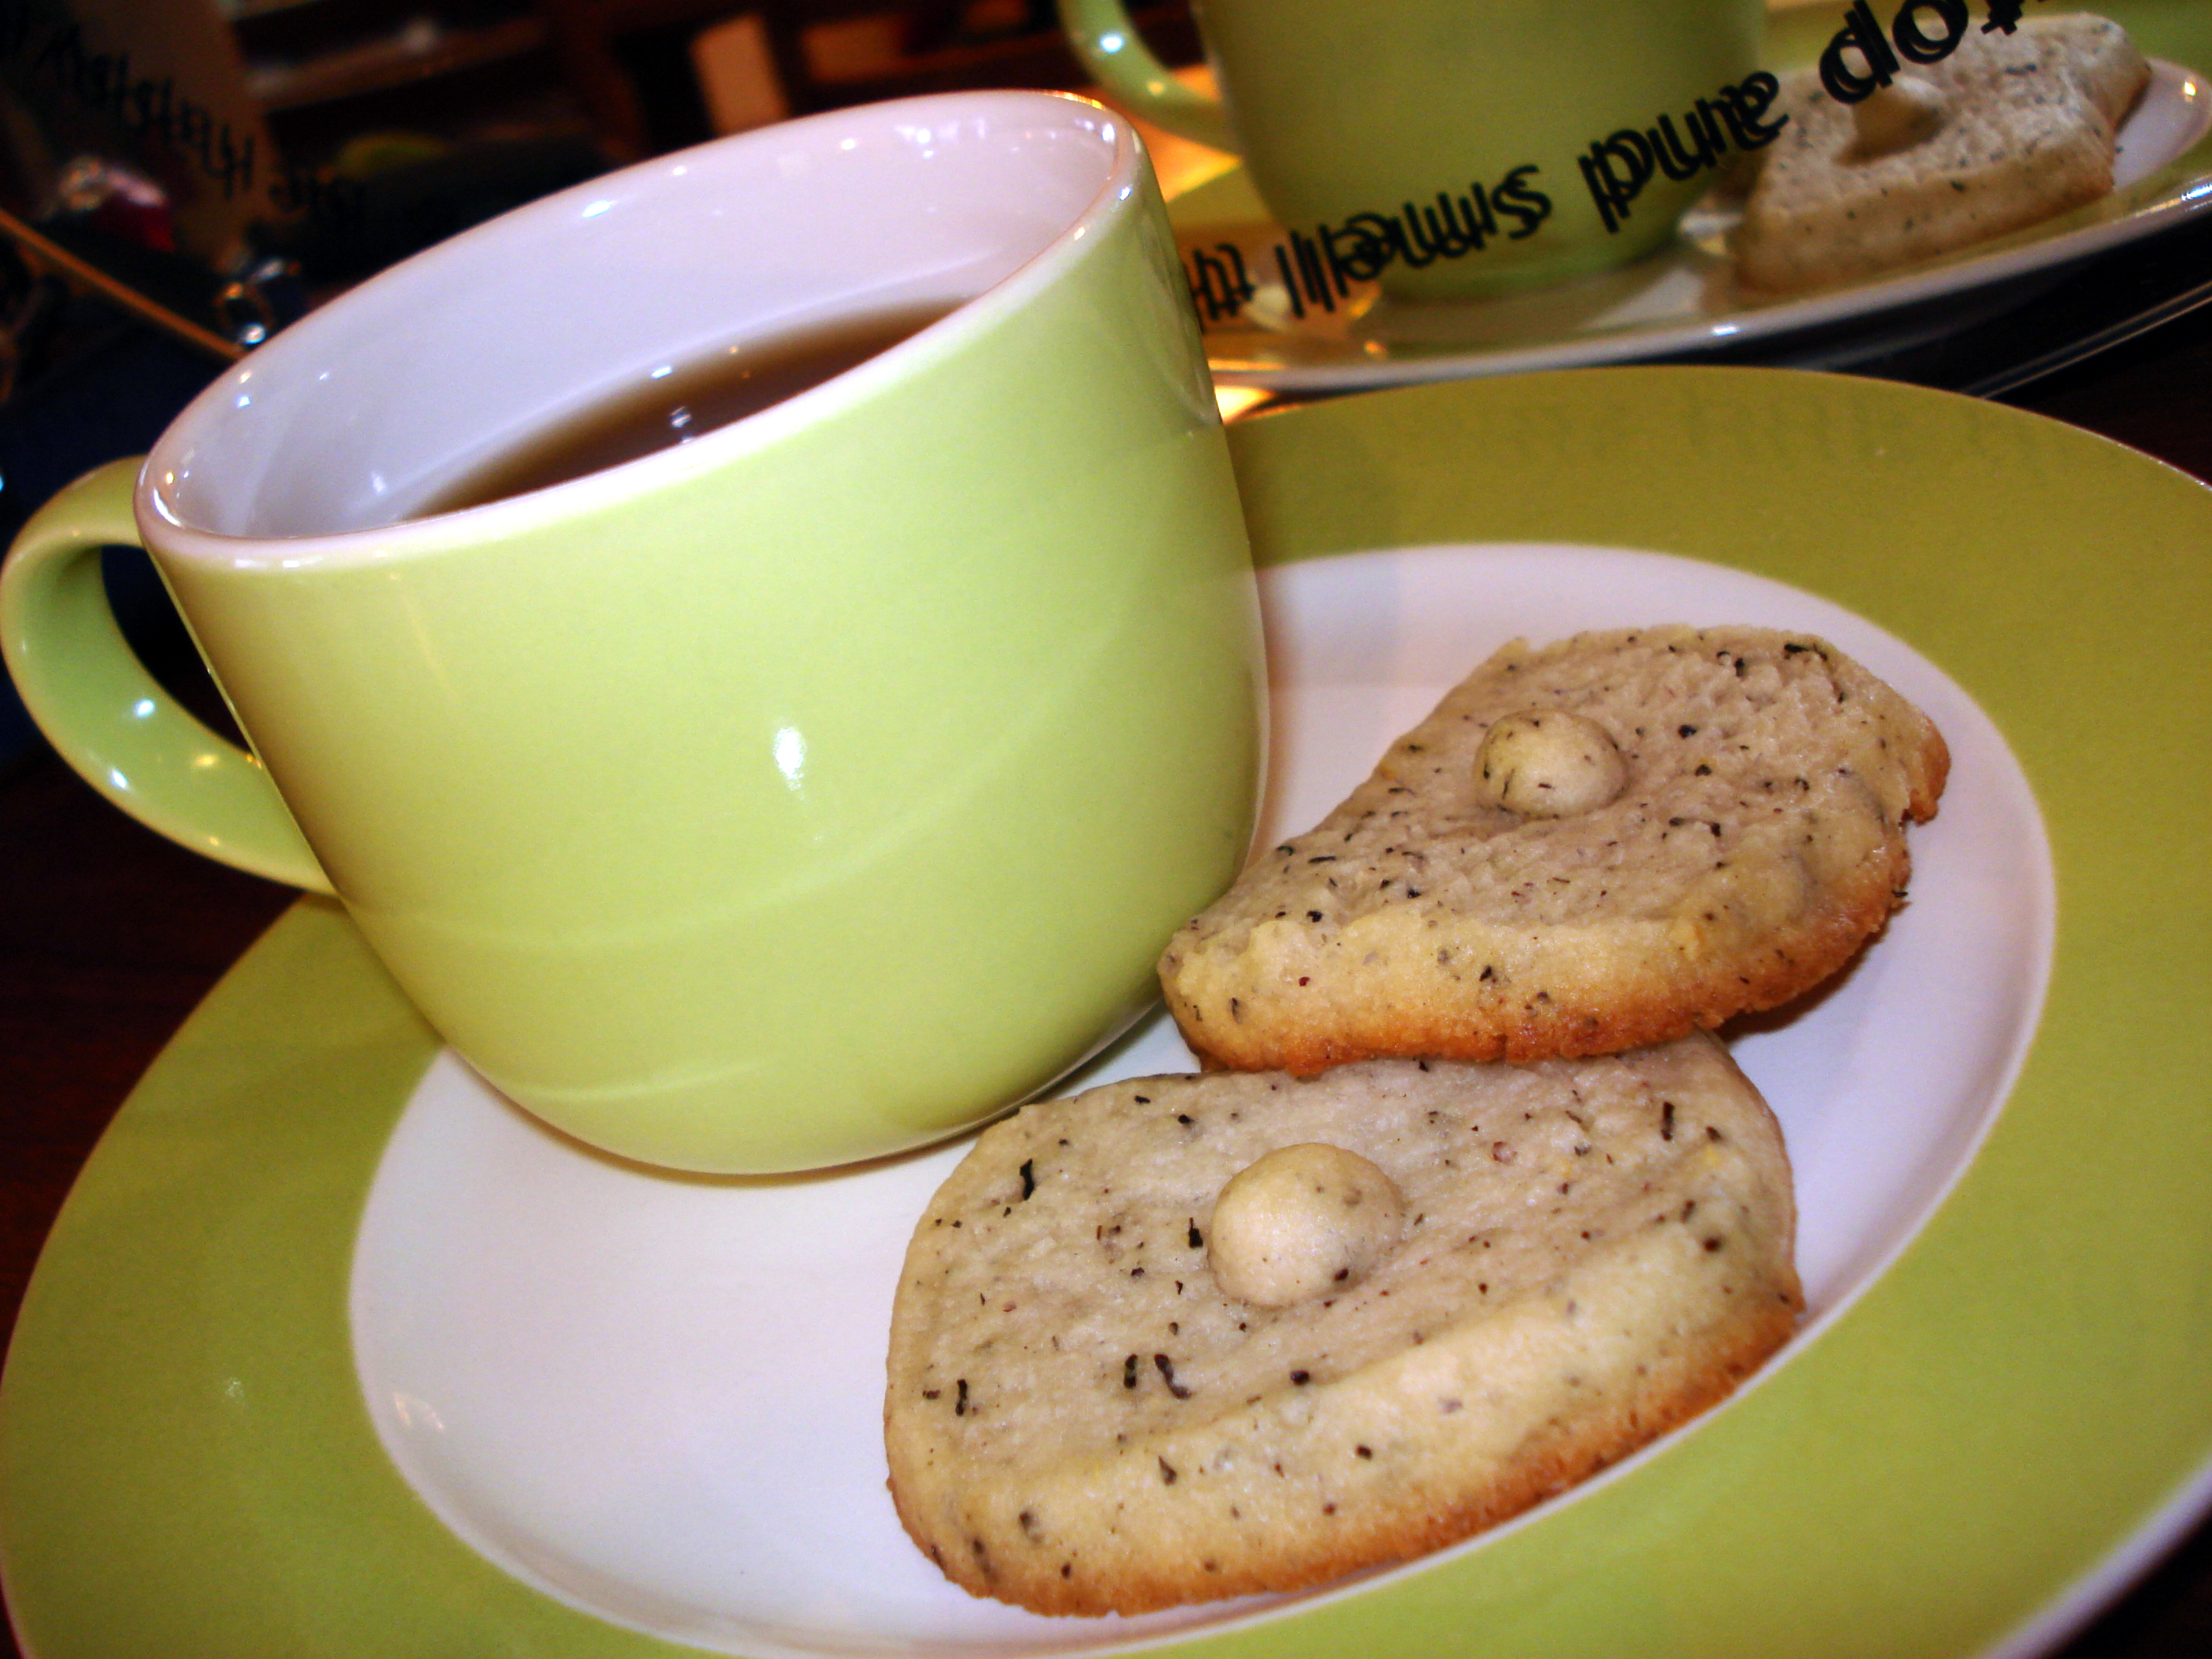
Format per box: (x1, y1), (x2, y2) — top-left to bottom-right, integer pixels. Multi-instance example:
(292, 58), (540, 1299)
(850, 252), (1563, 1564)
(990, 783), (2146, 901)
(0, 0), (1204, 295)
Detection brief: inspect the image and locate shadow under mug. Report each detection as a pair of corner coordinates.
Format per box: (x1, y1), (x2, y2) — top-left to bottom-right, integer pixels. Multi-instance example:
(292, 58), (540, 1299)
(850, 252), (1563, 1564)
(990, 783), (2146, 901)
(1067, 0), (1768, 298)
(0, 91), (1265, 1175)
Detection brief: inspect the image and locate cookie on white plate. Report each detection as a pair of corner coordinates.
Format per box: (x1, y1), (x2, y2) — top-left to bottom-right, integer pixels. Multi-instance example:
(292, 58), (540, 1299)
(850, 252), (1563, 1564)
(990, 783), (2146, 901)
(884, 1034), (1800, 1615)
(1735, 14), (2151, 291)
(1159, 624), (1946, 1075)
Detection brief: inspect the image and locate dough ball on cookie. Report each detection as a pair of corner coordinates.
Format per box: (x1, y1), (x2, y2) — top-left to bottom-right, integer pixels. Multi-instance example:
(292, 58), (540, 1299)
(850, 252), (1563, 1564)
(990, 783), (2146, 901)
(884, 1035), (1802, 1615)
(1474, 709), (1627, 817)
(1159, 624), (1947, 1075)
(1849, 75), (1948, 158)
(1209, 1142), (1407, 1306)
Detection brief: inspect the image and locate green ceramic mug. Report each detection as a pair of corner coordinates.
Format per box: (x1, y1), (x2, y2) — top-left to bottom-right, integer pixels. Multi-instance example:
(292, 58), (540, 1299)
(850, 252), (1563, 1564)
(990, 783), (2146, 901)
(0, 91), (1264, 1174)
(1067, 0), (1770, 297)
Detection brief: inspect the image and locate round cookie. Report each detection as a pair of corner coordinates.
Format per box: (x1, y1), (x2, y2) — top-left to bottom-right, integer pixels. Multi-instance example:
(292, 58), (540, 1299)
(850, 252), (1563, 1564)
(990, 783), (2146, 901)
(1159, 624), (1947, 1075)
(884, 1034), (1802, 1616)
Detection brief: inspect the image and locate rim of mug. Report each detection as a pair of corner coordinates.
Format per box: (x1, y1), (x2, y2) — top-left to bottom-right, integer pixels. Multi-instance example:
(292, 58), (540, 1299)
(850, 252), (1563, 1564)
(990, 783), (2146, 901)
(139, 89), (1144, 568)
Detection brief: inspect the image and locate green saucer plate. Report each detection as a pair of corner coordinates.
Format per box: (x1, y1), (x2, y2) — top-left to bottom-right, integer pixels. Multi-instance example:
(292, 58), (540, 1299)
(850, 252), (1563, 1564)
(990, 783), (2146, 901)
(4, 367), (2210, 1657)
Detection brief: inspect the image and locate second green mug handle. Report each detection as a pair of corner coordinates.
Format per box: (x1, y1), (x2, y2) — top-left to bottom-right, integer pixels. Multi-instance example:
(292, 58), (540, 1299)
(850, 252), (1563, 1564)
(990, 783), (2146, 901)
(1062, 0), (1236, 153)
(0, 456), (334, 893)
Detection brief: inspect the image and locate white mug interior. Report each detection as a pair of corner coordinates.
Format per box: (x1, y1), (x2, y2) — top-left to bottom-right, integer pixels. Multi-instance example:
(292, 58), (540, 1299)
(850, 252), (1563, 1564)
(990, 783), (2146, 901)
(147, 91), (1133, 545)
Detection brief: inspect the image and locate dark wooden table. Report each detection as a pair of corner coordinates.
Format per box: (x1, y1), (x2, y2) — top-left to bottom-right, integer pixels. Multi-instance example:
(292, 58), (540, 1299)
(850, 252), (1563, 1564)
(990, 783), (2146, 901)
(4, 307), (2211, 1657)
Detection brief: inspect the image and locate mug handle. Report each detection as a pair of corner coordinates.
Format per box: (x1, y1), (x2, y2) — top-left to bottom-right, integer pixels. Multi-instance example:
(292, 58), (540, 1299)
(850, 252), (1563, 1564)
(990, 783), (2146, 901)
(1062, 0), (1236, 152)
(0, 456), (334, 893)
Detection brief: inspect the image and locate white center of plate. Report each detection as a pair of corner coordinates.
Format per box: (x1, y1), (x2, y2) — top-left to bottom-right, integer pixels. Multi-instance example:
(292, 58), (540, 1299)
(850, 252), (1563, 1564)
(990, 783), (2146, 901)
(350, 544), (2053, 1657)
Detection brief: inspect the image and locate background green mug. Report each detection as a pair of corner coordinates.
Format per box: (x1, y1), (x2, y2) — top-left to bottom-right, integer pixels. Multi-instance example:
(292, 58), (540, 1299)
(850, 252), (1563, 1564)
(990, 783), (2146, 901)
(1067, 0), (1769, 297)
(0, 91), (1265, 1174)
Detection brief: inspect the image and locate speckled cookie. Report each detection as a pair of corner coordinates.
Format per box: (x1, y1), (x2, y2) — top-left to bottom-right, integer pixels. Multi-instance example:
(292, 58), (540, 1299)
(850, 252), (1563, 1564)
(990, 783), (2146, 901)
(1734, 15), (2150, 291)
(1159, 625), (1946, 1075)
(884, 1034), (1801, 1615)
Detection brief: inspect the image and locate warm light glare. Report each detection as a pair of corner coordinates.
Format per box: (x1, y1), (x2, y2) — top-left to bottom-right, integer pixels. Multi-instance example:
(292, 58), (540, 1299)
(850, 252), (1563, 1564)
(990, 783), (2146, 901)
(1214, 385), (1272, 422)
